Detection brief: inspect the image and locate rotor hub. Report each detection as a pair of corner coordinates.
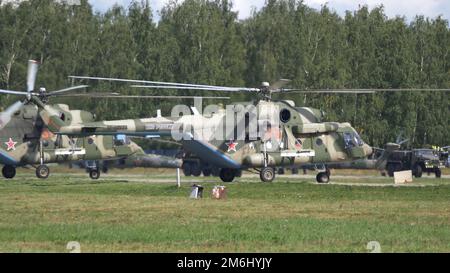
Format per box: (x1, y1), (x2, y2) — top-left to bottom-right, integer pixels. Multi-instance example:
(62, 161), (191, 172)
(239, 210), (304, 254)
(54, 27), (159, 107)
(38, 87), (49, 103)
(259, 82), (272, 101)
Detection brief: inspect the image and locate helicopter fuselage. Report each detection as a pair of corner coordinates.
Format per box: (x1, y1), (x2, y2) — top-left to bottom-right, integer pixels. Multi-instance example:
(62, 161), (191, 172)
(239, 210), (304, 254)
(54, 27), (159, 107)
(0, 103), (179, 179)
(34, 97), (373, 183)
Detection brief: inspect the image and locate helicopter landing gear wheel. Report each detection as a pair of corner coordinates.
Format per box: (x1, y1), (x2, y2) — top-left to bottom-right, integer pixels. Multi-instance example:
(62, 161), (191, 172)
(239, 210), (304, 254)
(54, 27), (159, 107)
(316, 172), (330, 184)
(260, 167), (275, 183)
(36, 165), (50, 179)
(89, 169), (100, 180)
(219, 169), (236, 183)
(2, 165), (16, 179)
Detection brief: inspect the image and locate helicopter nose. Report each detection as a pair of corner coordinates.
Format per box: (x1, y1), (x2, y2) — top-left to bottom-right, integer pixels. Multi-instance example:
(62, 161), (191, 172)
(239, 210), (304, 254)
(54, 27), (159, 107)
(363, 144), (373, 157)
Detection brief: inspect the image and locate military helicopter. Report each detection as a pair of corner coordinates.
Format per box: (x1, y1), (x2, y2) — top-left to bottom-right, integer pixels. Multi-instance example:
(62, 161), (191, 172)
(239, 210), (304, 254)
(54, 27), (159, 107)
(62, 76), (448, 183)
(9, 63), (445, 183)
(36, 77), (379, 183)
(0, 60), (184, 179)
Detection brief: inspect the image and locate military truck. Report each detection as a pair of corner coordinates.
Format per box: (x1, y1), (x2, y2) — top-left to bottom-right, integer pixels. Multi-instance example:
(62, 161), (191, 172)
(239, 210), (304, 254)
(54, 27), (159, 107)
(386, 149), (443, 178)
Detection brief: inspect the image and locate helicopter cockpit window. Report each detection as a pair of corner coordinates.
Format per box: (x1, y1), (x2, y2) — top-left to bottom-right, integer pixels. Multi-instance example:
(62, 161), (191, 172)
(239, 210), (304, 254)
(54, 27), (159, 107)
(114, 134), (130, 146)
(344, 133), (354, 149)
(344, 132), (364, 149)
(353, 132), (364, 146)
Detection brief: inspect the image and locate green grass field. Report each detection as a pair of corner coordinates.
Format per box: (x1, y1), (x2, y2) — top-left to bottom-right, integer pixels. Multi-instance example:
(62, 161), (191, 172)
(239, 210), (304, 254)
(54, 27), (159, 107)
(1, 169), (449, 253)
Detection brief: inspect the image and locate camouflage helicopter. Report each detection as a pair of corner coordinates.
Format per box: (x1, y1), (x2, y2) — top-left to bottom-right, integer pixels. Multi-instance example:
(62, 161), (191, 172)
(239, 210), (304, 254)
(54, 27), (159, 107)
(32, 77), (378, 184)
(61, 76), (448, 183)
(0, 60), (183, 179)
(0, 95), (182, 180)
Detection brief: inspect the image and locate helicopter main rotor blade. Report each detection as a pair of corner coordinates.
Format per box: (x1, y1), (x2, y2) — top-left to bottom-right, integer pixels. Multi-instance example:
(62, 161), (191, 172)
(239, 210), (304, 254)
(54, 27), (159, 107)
(58, 94), (230, 99)
(370, 88), (450, 92)
(57, 92), (121, 97)
(27, 60), (39, 93)
(48, 85), (89, 96)
(69, 76), (252, 91)
(0, 100), (25, 129)
(279, 88), (450, 94)
(131, 85), (256, 92)
(0, 89), (29, 96)
(276, 89), (376, 94)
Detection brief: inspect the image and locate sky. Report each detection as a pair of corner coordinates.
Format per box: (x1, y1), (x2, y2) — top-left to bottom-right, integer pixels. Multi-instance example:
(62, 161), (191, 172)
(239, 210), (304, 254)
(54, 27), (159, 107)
(89, 0), (450, 21)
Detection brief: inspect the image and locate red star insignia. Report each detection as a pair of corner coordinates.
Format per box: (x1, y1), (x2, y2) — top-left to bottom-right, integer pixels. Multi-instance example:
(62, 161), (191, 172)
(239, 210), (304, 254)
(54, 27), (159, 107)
(226, 140), (238, 153)
(5, 138), (17, 151)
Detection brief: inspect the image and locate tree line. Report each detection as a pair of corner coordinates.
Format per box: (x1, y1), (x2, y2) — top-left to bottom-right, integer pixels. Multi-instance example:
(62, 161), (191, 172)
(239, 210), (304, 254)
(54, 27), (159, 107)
(0, 0), (448, 148)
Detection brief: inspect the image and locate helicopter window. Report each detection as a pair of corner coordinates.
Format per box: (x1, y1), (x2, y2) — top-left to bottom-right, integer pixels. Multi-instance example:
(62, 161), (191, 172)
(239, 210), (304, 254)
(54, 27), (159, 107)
(114, 134), (130, 146)
(60, 113), (66, 121)
(280, 109), (291, 123)
(353, 132), (364, 146)
(344, 133), (355, 149)
(344, 132), (364, 148)
(316, 138), (323, 146)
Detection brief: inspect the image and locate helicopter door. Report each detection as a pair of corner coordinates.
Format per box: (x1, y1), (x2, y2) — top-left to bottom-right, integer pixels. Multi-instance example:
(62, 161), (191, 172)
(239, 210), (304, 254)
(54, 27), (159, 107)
(278, 127), (315, 162)
(84, 136), (101, 160)
(312, 135), (332, 163)
(114, 134), (132, 156)
(103, 135), (114, 150)
(280, 127), (289, 151)
(278, 127), (293, 166)
(262, 125), (283, 152)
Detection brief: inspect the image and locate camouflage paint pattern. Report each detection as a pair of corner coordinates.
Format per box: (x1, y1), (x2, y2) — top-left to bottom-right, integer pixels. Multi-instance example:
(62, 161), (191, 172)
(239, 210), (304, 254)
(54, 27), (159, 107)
(36, 97), (373, 170)
(0, 102), (180, 169)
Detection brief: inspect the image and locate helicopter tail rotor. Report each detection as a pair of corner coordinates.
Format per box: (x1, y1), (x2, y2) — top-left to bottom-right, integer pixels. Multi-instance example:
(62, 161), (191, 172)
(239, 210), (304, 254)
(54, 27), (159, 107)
(0, 60), (38, 127)
(0, 60), (89, 102)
